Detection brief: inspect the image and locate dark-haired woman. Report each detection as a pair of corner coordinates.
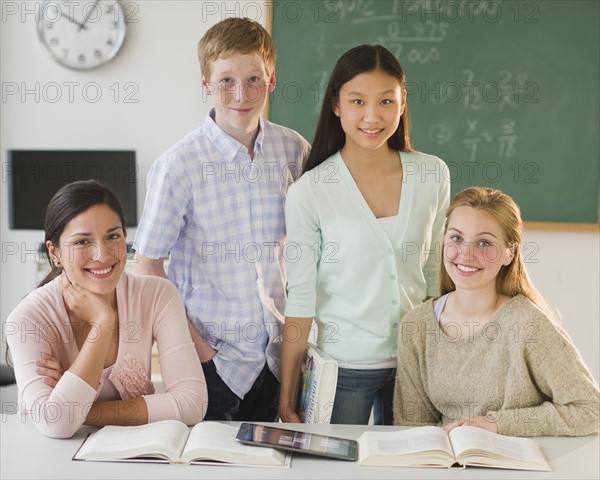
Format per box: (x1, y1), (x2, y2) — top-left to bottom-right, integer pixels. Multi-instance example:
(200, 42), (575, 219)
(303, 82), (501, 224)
(279, 45), (450, 425)
(5, 180), (207, 438)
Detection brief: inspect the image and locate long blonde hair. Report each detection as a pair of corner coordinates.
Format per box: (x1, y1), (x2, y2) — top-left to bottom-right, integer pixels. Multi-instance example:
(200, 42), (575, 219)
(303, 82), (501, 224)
(440, 187), (553, 318)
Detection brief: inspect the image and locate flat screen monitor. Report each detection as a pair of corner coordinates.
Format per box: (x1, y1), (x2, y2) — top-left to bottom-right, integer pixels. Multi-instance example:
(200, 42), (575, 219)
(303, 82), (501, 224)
(7, 150), (138, 230)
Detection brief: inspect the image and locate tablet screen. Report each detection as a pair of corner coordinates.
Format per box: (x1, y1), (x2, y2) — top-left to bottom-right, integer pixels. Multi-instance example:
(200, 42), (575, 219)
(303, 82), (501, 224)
(236, 423), (358, 461)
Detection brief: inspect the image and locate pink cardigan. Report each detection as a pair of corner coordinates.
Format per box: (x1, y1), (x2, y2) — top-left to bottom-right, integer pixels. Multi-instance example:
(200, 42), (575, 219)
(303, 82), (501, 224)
(5, 271), (207, 438)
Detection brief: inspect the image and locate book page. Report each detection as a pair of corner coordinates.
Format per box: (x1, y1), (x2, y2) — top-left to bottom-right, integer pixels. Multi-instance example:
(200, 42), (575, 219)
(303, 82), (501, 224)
(450, 426), (542, 461)
(450, 426), (550, 470)
(359, 426), (454, 463)
(75, 420), (189, 462)
(181, 423), (286, 466)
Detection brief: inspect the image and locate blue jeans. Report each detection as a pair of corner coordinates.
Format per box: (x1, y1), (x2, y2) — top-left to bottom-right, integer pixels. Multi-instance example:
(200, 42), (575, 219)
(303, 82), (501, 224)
(201, 360), (279, 421)
(330, 367), (396, 425)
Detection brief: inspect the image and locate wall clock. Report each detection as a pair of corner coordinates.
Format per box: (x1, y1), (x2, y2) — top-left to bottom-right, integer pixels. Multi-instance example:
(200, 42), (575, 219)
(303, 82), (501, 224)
(37, 0), (127, 70)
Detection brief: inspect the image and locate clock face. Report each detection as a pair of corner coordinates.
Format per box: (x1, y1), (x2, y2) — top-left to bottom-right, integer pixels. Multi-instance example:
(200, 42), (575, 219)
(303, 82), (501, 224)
(37, 0), (127, 70)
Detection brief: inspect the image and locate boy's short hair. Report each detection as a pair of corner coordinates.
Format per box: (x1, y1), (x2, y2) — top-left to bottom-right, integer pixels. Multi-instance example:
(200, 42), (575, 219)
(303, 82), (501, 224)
(198, 17), (276, 80)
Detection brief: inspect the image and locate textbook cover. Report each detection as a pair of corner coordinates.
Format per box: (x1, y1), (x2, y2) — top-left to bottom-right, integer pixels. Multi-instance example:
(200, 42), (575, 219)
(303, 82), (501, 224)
(296, 344), (338, 423)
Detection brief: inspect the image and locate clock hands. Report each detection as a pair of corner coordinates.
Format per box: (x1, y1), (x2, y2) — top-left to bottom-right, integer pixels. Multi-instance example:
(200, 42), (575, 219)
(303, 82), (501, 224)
(38, 0), (127, 70)
(78, 0), (100, 32)
(59, 10), (88, 31)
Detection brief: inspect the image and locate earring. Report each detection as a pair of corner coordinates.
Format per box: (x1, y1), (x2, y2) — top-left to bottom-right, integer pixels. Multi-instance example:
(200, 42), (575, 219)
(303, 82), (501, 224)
(53, 259), (61, 267)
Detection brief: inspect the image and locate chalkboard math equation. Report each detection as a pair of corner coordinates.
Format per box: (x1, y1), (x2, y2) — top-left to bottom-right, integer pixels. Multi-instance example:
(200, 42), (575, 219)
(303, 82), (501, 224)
(271, 0), (599, 224)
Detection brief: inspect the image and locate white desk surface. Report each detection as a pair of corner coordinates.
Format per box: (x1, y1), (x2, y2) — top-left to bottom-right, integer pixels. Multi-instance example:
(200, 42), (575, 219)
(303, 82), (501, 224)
(1, 414), (598, 479)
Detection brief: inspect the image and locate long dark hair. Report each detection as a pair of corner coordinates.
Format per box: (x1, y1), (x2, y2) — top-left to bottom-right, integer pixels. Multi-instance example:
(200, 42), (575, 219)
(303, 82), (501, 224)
(39, 180), (127, 287)
(303, 44), (413, 174)
(6, 180), (127, 369)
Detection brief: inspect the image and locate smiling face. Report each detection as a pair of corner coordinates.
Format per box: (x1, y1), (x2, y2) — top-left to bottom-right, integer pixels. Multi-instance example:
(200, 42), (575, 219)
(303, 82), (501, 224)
(47, 204), (127, 301)
(333, 69), (406, 156)
(202, 52), (276, 141)
(443, 206), (514, 294)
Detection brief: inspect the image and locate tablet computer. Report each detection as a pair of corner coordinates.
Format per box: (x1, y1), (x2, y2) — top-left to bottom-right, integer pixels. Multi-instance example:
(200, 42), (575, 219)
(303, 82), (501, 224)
(235, 423), (358, 461)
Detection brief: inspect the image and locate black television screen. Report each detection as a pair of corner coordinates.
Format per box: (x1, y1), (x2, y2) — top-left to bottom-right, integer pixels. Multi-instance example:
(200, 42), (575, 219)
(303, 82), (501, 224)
(8, 150), (138, 230)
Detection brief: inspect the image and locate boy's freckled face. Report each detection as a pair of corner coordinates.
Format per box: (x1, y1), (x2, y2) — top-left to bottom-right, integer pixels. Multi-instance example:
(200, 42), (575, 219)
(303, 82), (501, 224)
(202, 52), (276, 139)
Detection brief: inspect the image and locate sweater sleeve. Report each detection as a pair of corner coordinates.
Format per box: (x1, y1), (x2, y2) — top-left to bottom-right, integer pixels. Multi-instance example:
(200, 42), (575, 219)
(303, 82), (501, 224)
(5, 297), (97, 438)
(394, 308), (442, 426)
(488, 312), (600, 437)
(284, 178), (321, 318)
(422, 159), (450, 298)
(142, 280), (207, 425)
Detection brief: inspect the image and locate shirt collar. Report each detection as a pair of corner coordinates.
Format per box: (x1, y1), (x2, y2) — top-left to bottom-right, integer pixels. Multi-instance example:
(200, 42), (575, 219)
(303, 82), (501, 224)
(204, 108), (264, 162)
(255, 116), (265, 154)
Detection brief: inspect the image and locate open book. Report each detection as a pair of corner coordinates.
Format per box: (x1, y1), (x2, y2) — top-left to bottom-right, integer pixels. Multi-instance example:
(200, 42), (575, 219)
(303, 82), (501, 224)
(296, 344), (338, 423)
(358, 425), (551, 471)
(73, 420), (290, 467)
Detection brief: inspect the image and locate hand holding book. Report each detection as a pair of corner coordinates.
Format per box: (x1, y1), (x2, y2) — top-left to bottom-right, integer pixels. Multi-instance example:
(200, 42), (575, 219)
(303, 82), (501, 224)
(296, 344), (338, 423)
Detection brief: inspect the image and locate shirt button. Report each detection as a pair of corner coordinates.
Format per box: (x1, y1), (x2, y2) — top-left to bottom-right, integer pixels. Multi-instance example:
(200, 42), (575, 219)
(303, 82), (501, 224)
(387, 248), (393, 255)
(392, 300), (398, 306)
(390, 274), (396, 280)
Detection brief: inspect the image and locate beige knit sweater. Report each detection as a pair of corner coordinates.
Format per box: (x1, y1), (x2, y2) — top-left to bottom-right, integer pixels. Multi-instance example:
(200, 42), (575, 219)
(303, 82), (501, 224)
(394, 295), (600, 436)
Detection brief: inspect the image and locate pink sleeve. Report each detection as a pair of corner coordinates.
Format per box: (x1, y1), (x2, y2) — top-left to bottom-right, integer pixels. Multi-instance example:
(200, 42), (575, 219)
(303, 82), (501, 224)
(5, 292), (98, 438)
(141, 279), (207, 425)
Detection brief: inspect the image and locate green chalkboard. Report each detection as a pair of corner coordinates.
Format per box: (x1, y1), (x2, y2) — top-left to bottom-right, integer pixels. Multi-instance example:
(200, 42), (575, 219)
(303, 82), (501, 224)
(270, 0), (599, 224)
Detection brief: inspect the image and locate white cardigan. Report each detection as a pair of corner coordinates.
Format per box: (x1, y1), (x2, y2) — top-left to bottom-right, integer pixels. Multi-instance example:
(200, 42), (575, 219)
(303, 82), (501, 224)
(284, 150), (450, 362)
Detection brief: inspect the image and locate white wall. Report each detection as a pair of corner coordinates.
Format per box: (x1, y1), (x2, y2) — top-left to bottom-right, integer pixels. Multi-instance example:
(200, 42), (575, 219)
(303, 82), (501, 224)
(522, 229), (598, 381)
(1, 1), (598, 382)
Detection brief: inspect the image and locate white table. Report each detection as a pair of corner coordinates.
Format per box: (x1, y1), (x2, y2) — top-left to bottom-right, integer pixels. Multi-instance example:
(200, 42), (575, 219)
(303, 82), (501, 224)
(1, 414), (598, 479)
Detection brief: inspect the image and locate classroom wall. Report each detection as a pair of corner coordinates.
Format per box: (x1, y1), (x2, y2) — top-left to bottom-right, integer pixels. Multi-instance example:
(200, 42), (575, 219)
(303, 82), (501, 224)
(1, 1), (598, 382)
(0, 0), (239, 358)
